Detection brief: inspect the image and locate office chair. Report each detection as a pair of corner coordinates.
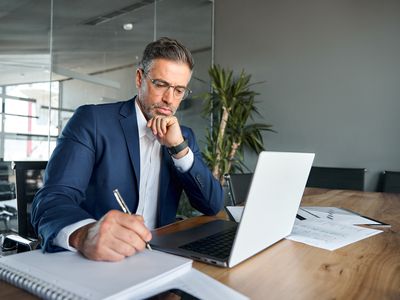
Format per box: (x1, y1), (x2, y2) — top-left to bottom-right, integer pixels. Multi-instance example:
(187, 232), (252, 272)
(381, 171), (400, 193)
(306, 166), (366, 191)
(225, 173), (253, 206)
(12, 161), (47, 240)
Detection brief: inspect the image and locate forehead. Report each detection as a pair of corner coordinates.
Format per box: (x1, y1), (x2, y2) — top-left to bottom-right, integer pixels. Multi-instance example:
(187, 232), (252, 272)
(148, 58), (192, 85)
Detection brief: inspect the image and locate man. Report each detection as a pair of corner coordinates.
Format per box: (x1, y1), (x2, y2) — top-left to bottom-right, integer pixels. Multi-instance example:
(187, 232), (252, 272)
(31, 37), (223, 262)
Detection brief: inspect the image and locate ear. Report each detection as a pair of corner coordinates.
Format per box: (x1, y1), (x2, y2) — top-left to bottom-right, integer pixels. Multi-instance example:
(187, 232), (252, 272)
(135, 69), (142, 89)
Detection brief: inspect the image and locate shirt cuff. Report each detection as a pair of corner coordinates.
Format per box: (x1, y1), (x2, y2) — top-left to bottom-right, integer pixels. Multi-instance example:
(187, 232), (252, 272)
(172, 148), (194, 173)
(52, 218), (96, 252)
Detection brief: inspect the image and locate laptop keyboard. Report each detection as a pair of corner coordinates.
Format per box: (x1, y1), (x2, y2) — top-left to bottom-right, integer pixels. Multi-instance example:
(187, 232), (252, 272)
(178, 226), (237, 259)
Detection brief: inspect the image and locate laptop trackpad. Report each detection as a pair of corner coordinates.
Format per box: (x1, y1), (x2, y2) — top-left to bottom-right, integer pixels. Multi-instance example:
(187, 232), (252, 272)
(150, 219), (237, 248)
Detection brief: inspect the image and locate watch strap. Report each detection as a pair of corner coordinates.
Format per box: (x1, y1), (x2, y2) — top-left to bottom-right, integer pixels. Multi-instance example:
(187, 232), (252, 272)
(167, 138), (188, 155)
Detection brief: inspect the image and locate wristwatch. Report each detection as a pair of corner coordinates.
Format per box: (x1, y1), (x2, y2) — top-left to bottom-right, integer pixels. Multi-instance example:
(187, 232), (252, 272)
(167, 138), (188, 156)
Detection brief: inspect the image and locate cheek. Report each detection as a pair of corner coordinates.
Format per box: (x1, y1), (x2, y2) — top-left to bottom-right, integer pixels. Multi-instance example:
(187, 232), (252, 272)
(172, 99), (182, 108)
(139, 87), (151, 104)
(139, 89), (158, 109)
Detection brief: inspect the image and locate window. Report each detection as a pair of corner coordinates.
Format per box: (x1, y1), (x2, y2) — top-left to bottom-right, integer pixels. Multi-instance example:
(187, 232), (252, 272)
(0, 82), (60, 161)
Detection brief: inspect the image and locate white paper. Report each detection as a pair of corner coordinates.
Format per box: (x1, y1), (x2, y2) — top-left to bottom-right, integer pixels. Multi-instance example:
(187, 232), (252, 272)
(287, 218), (382, 251)
(225, 206), (383, 251)
(126, 268), (249, 300)
(299, 206), (387, 226)
(0, 248), (247, 300)
(0, 249), (192, 299)
(227, 205), (387, 226)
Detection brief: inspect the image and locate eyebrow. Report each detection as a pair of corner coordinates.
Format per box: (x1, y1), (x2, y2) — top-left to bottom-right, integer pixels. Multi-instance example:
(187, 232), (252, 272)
(152, 78), (188, 89)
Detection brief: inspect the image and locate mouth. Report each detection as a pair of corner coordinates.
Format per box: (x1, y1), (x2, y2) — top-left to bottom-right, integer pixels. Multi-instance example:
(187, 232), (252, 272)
(154, 106), (173, 116)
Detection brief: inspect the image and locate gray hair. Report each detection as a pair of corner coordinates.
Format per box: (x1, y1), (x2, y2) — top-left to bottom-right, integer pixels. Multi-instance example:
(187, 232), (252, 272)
(138, 37), (194, 74)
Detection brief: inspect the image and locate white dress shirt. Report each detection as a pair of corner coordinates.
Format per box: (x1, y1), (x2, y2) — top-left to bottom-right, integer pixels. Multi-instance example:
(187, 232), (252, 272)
(135, 101), (161, 230)
(53, 99), (194, 251)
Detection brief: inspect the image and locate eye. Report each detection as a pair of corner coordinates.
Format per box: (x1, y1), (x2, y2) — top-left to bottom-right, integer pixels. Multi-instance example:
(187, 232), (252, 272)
(174, 87), (186, 95)
(153, 80), (169, 88)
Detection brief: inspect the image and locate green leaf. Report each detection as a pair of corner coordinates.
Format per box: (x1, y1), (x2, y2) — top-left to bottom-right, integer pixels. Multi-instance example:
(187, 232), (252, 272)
(200, 65), (276, 181)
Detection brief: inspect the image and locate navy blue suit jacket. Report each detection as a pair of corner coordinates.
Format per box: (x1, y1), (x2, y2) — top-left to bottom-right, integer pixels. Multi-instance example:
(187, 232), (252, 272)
(31, 98), (223, 252)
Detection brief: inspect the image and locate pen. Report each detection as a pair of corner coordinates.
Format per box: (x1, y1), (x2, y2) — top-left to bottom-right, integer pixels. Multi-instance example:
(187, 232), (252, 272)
(112, 189), (152, 251)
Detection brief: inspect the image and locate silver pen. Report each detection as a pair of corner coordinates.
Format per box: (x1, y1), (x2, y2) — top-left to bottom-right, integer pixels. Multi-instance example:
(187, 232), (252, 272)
(112, 189), (152, 251)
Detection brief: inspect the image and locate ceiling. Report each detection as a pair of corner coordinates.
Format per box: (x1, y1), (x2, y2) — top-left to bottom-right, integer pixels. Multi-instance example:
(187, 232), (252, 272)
(0, 0), (213, 86)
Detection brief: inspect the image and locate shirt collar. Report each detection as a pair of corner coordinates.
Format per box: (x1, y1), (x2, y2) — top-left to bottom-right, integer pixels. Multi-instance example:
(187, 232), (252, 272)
(135, 99), (156, 141)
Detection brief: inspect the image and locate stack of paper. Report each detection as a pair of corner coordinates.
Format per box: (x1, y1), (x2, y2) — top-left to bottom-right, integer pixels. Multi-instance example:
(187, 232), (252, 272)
(225, 206), (387, 251)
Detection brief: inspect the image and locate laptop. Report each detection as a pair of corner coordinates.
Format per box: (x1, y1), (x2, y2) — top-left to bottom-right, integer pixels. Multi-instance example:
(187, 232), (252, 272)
(225, 173), (253, 205)
(150, 151), (315, 268)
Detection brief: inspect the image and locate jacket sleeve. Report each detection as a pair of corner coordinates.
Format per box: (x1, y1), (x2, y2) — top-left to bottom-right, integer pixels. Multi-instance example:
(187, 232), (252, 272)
(175, 128), (224, 215)
(31, 105), (97, 253)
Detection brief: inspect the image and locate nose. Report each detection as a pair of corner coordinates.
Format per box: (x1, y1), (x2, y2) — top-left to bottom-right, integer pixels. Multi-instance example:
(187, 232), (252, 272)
(162, 86), (175, 103)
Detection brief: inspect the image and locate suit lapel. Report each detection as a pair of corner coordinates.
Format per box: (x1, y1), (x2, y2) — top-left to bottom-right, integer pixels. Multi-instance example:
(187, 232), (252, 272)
(119, 98), (141, 190)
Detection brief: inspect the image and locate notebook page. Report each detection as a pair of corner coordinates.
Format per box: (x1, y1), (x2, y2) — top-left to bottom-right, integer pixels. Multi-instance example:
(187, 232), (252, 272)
(0, 249), (192, 299)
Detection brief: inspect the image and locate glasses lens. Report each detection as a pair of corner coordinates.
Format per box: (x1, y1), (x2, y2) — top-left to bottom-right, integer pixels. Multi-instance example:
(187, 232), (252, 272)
(152, 79), (168, 89)
(147, 75), (191, 100)
(179, 88), (192, 100)
(173, 87), (185, 99)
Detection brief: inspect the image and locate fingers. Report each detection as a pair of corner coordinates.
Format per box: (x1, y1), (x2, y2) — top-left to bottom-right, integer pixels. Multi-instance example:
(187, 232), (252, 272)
(114, 212), (152, 244)
(147, 115), (175, 137)
(76, 210), (152, 262)
(147, 116), (183, 146)
(112, 226), (148, 255)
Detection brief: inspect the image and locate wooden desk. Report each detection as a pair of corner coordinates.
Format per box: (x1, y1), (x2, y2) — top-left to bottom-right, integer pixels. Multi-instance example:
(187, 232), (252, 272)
(1, 188), (399, 299)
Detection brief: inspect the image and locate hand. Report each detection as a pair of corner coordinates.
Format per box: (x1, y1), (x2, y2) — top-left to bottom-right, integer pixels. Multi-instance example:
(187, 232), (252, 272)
(147, 115), (188, 158)
(69, 210), (152, 262)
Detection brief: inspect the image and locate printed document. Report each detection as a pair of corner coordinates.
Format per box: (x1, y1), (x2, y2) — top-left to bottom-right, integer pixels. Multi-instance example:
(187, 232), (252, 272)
(298, 206), (389, 226)
(286, 218), (382, 251)
(225, 206), (384, 251)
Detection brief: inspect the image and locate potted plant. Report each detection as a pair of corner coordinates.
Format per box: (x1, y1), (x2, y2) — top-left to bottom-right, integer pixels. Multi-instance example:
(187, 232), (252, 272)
(202, 65), (274, 184)
(177, 65), (273, 217)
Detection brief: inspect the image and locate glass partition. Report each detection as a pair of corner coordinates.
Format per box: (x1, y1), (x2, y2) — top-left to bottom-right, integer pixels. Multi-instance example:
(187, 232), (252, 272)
(0, 0), (213, 162)
(0, 1), (53, 233)
(0, 1), (53, 162)
(156, 0), (213, 147)
(0, 0), (213, 223)
(52, 0), (213, 138)
(51, 0), (156, 126)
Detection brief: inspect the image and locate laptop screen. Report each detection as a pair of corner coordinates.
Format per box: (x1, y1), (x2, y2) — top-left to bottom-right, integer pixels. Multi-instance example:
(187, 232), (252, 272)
(228, 173), (253, 205)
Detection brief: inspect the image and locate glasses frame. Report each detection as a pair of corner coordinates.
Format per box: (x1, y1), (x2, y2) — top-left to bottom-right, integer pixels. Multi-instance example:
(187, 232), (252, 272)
(140, 69), (192, 100)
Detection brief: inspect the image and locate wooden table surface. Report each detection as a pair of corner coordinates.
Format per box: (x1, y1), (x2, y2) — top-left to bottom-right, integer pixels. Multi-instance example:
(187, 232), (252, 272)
(1, 188), (399, 299)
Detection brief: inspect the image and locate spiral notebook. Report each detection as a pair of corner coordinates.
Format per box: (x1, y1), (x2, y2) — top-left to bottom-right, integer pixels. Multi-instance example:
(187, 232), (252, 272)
(0, 249), (247, 300)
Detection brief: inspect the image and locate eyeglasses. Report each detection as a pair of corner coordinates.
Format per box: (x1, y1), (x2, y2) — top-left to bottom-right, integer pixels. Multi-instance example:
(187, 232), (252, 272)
(142, 70), (192, 100)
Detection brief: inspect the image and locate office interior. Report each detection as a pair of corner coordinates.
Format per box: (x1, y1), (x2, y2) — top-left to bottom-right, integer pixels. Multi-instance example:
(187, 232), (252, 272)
(0, 2), (399, 300)
(0, 0), (399, 232)
(0, 0), (213, 225)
